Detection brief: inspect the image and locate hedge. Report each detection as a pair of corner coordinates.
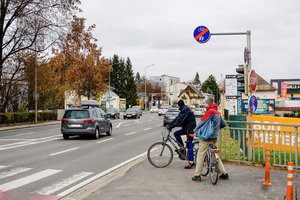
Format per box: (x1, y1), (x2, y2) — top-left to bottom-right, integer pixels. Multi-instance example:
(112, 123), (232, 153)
(0, 112), (57, 125)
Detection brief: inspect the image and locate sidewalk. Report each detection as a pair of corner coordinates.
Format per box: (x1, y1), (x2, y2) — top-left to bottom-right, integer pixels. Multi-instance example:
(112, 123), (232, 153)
(65, 156), (299, 200)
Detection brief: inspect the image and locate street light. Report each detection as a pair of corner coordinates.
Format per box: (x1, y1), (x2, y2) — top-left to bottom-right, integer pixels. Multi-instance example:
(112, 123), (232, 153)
(144, 64), (155, 110)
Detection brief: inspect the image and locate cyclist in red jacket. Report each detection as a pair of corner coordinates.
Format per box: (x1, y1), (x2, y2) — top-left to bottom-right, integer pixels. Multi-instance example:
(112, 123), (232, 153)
(192, 97), (229, 182)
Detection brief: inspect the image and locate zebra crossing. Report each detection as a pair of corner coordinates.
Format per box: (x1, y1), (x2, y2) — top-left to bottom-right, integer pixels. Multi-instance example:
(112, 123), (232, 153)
(0, 165), (94, 197)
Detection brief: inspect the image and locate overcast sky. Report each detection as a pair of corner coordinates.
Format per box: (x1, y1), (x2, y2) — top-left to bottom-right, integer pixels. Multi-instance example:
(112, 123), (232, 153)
(79, 0), (300, 83)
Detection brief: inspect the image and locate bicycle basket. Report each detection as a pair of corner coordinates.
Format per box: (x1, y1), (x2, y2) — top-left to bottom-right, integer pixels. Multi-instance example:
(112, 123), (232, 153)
(161, 128), (170, 141)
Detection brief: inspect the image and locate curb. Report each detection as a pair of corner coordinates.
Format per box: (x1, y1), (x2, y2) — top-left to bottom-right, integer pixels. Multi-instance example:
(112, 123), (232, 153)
(0, 121), (61, 132)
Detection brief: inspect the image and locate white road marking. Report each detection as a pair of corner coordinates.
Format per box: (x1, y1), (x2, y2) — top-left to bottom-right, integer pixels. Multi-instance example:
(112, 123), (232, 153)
(0, 169), (62, 192)
(49, 148), (78, 156)
(125, 132), (136, 136)
(0, 135), (61, 151)
(143, 128), (151, 131)
(57, 152), (147, 198)
(156, 124), (162, 127)
(36, 172), (93, 195)
(16, 132), (35, 136)
(48, 128), (60, 131)
(116, 122), (125, 128)
(0, 166), (10, 170)
(123, 124), (131, 127)
(96, 138), (114, 144)
(0, 167), (32, 180)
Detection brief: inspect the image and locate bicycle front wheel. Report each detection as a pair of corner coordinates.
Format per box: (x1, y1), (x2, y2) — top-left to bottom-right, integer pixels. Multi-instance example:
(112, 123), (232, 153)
(147, 142), (173, 168)
(210, 155), (219, 185)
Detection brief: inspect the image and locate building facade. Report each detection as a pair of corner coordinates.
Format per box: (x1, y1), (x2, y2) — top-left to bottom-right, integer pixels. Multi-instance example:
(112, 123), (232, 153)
(270, 79), (300, 100)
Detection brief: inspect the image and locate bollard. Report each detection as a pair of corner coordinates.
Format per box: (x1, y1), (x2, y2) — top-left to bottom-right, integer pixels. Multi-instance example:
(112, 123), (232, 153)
(263, 148), (272, 186)
(286, 162), (294, 200)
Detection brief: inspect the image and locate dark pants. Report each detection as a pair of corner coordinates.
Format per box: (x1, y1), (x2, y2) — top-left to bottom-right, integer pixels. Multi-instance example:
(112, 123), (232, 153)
(174, 129), (194, 162)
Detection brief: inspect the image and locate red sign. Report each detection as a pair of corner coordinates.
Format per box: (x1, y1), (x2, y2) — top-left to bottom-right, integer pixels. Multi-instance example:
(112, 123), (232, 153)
(249, 70), (257, 92)
(281, 82), (288, 100)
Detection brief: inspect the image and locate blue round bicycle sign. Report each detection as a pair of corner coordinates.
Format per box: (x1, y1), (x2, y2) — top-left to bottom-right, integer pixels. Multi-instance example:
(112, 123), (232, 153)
(248, 95), (258, 113)
(193, 25), (211, 43)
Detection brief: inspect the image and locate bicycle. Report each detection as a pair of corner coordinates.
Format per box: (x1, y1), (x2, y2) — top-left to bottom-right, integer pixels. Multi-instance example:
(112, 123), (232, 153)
(147, 127), (199, 168)
(200, 142), (220, 185)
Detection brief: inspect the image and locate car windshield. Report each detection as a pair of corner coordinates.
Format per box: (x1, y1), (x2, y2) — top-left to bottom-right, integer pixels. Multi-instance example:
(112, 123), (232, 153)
(107, 108), (116, 112)
(165, 111), (179, 116)
(64, 110), (90, 119)
(127, 108), (135, 112)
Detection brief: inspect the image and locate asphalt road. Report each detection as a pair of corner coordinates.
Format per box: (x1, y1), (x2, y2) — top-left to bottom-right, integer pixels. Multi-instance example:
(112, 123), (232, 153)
(0, 112), (163, 199)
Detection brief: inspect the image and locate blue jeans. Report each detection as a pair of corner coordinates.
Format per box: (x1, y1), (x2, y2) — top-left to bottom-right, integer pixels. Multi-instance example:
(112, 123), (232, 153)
(174, 129), (194, 162)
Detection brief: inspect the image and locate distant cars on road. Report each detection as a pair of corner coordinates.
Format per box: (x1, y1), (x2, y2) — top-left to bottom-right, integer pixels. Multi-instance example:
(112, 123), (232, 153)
(124, 108), (140, 119)
(132, 106), (142, 116)
(106, 107), (120, 119)
(193, 106), (205, 117)
(163, 108), (179, 126)
(61, 100), (112, 140)
(150, 106), (159, 113)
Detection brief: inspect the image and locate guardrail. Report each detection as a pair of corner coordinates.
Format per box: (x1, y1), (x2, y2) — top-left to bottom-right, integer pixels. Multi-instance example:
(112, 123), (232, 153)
(219, 121), (300, 168)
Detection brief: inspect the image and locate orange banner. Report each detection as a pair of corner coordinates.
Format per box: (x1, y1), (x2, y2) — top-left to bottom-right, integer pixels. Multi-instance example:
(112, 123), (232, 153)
(249, 115), (300, 152)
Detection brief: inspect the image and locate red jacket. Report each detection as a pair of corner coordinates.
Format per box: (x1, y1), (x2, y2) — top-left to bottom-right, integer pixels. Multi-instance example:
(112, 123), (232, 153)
(200, 103), (220, 122)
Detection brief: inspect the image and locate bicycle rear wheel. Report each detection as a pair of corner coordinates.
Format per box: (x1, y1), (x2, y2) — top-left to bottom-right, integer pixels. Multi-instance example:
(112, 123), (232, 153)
(147, 142), (173, 168)
(210, 154), (219, 185)
(201, 152), (209, 176)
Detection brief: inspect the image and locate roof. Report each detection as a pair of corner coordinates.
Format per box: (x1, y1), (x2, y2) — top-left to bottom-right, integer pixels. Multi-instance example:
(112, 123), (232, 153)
(256, 74), (277, 91)
(178, 85), (206, 98)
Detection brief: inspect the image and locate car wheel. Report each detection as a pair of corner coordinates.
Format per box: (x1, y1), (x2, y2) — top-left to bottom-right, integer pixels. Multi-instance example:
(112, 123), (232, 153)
(63, 134), (69, 140)
(124, 116), (126, 119)
(106, 126), (112, 136)
(94, 128), (100, 139)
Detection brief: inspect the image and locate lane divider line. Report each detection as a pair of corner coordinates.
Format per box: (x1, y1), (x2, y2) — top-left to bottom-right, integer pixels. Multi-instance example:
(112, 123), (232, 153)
(49, 148), (78, 156)
(96, 138), (114, 144)
(125, 132), (137, 136)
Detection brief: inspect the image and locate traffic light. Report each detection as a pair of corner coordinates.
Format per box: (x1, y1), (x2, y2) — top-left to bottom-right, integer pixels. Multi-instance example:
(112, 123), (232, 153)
(236, 64), (248, 96)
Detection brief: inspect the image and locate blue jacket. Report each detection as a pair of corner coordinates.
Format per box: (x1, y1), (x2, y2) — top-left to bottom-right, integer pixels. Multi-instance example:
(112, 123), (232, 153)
(170, 105), (196, 134)
(194, 103), (221, 140)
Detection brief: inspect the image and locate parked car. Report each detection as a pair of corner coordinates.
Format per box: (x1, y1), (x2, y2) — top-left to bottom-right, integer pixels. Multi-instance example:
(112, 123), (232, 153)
(106, 107), (120, 119)
(132, 106), (142, 116)
(124, 108), (140, 119)
(150, 106), (159, 113)
(193, 106), (206, 117)
(61, 106), (112, 140)
(163, 108), (180, 126)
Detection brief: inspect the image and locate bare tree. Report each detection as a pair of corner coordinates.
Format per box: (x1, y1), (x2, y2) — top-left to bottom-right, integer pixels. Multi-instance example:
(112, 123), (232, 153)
(0, 0), (80, 112)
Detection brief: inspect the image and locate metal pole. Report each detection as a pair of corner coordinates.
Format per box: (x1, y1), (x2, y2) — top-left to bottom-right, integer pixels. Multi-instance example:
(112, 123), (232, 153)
(108, 71), (111, 108)
(34, 40), (38, 124)
(144, 68), (147, 110)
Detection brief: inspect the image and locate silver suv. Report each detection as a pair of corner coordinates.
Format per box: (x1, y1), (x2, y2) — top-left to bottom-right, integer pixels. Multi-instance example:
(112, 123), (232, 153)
(61, 104), (112, 140)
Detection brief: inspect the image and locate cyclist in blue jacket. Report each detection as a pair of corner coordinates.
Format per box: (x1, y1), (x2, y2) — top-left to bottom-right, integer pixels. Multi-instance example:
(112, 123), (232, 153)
(167, 100), (196, 169)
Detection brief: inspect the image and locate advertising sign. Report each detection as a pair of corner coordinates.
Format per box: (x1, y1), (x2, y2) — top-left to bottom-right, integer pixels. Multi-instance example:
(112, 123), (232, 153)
(242, 99), (275, 115)
(250, 115), (300, 153)
(225, 75), (238, 96)
(281, 82), (288, 99)
(225, 97), (238, 115)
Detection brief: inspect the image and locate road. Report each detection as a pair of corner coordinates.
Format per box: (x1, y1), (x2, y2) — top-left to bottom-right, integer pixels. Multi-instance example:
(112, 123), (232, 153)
(0, 112), (163, 199)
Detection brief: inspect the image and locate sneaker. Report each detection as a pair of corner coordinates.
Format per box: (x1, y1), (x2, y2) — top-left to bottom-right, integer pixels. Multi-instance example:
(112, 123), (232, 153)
(184, 162), (195, 169)
(192, 175), (201, 182)
(219, 173), (229, 179)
